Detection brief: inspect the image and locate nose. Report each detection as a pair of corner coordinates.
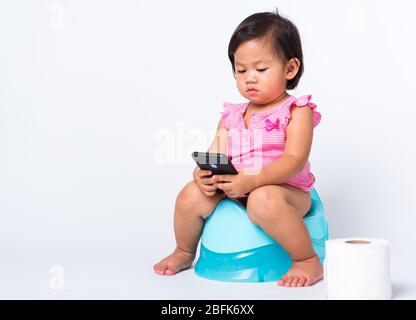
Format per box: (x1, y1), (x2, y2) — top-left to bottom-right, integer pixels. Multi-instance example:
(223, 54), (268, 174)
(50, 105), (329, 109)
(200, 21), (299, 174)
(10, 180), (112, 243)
(245, 70), (257, 84)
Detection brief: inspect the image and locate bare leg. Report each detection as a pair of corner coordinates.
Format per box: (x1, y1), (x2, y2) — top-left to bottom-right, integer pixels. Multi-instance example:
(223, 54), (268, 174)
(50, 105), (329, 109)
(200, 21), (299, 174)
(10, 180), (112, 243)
(153, 181), (226, 276)
(246, 184), (323, 287)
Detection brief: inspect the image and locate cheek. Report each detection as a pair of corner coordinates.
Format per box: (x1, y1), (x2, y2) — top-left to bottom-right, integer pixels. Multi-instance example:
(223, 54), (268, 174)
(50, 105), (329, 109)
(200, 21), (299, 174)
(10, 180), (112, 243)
(264, 73), (285, 89)
(236, 78), (245, 91)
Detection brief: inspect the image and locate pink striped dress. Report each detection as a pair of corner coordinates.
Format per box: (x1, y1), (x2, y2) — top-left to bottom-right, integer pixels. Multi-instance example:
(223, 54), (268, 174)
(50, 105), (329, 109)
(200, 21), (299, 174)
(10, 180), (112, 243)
(220, 95), (321, 192)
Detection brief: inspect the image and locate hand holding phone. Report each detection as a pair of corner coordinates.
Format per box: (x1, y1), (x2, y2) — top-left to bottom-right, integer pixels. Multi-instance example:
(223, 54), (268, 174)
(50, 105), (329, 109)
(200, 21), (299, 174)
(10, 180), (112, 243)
(192, 166), (221, 196)
(192, 152), (238, 195)
(191, 152), (238, 175)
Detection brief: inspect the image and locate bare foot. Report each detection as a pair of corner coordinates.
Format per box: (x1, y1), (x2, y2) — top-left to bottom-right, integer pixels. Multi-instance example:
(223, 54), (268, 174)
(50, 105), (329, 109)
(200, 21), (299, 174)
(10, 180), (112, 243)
(277, 254), (323, 287)
(153, 248), (196, 276)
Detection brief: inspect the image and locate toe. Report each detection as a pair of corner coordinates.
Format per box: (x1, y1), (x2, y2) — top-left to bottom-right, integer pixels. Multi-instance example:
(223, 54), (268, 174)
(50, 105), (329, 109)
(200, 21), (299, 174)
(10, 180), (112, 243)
(304, 277), (312, 286)
(297, 276), (307, 287)
(153, 263), (166, 275)
(277, 275), (288, 286)
(291, 276), (300, 287)
(165, 268), (177, 276)
(285, 275), (294, 287)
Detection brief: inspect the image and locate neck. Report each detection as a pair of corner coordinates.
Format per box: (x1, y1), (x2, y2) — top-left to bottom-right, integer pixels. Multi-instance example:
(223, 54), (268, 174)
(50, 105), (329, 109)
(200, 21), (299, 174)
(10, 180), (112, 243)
(250, 91), (289, 110)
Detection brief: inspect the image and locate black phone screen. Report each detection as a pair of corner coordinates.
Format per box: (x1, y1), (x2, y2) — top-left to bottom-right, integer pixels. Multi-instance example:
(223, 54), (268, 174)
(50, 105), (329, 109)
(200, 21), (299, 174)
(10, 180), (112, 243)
(191, 152), (238, 176)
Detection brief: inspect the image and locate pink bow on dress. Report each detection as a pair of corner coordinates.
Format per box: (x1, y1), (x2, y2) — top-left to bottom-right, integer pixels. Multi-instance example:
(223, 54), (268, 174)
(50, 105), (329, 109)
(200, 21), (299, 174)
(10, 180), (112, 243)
(264, 118), (280, 131)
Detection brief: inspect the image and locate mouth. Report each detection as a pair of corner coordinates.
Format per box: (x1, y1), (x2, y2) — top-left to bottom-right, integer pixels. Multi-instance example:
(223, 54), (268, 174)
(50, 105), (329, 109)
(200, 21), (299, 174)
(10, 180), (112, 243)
(247, 88), (258, 92)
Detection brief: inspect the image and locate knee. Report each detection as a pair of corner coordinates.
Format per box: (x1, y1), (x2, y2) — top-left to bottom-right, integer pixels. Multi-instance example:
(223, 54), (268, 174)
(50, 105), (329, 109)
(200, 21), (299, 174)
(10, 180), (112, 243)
(176, 181), (201, 209)
(246, 186), (289, 224)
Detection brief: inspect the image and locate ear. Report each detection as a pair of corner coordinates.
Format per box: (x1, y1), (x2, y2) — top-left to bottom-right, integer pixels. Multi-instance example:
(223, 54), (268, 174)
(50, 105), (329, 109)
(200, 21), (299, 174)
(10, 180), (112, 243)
(285, 58), (300, 81)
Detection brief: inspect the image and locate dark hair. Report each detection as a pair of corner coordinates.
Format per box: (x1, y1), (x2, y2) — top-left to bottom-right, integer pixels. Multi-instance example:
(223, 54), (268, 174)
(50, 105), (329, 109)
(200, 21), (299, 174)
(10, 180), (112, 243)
(228, 9), (304, 90)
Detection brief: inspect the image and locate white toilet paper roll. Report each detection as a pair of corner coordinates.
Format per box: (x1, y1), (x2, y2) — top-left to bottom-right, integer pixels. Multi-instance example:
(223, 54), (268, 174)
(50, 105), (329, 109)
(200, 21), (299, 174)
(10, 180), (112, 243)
(324, 238), (391, 300)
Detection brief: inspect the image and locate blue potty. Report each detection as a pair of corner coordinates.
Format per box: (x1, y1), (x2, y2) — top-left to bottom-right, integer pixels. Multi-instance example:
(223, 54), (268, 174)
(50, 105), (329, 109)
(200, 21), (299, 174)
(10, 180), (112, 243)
(195, 188), (328, 282)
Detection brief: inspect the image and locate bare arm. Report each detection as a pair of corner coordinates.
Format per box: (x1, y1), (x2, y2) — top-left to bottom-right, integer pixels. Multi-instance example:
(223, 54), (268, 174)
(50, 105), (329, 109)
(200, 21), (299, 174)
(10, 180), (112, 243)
(253, 105), (313, 188)
(207, 120), (228, 154)
(193, 120), (228, 179)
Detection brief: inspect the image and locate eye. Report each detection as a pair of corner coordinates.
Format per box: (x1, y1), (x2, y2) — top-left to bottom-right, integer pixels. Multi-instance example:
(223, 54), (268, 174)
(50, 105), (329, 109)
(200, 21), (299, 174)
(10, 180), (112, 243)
(257, 68), (268, 72)
(237, 70), (246, 74)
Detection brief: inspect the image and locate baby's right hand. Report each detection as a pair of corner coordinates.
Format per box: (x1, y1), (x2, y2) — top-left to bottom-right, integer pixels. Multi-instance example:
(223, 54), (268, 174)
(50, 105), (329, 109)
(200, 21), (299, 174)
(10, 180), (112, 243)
(193, 167), (218, 197)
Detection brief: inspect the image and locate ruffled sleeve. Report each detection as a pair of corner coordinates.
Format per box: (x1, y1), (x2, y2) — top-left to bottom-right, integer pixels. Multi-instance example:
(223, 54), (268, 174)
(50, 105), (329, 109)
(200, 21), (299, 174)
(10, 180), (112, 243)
(280, 95), (321, 131)
(220, 102), (233, 129)
(220, 101), (247, 130)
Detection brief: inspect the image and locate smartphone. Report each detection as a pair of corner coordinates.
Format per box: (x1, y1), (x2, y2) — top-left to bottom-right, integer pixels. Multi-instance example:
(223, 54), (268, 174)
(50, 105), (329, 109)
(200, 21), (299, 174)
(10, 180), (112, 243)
(191, 152), (238, 175)
(191, 152), (238, 194)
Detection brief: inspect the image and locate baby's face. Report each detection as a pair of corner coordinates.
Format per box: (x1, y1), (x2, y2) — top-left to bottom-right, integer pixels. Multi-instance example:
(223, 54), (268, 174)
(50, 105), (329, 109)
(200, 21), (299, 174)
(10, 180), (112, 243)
(234, 37), (288, 106)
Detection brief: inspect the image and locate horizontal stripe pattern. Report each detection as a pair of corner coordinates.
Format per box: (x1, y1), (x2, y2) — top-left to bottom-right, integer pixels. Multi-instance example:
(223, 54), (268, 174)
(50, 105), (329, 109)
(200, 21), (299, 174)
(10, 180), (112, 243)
(220, 95), (321, 192)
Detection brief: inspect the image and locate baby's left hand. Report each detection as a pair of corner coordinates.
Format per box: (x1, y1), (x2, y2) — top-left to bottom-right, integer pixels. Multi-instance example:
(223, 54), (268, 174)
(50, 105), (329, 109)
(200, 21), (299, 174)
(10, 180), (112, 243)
(213, 169), (258, 199)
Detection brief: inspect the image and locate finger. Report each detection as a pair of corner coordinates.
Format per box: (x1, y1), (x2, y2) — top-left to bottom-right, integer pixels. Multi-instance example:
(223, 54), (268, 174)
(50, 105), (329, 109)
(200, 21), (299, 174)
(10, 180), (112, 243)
(212, 175), (221, 181)
(203, 190), (216, 197)
(201, 184), (217, 192)
(201, 177), (215, 185)
(213, 175), (231, 183)
(217, 182), (231, 192)
(199, 170), (212, 177)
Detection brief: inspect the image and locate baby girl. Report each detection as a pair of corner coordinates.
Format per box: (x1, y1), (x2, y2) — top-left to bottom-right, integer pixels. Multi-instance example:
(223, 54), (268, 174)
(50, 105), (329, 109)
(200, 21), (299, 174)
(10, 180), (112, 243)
(154, 10), (323, 287)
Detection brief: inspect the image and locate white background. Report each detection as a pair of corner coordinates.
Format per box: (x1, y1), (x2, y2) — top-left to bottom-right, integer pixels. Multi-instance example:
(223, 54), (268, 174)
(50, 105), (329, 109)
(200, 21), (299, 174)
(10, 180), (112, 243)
(1, 0), (415, 299)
